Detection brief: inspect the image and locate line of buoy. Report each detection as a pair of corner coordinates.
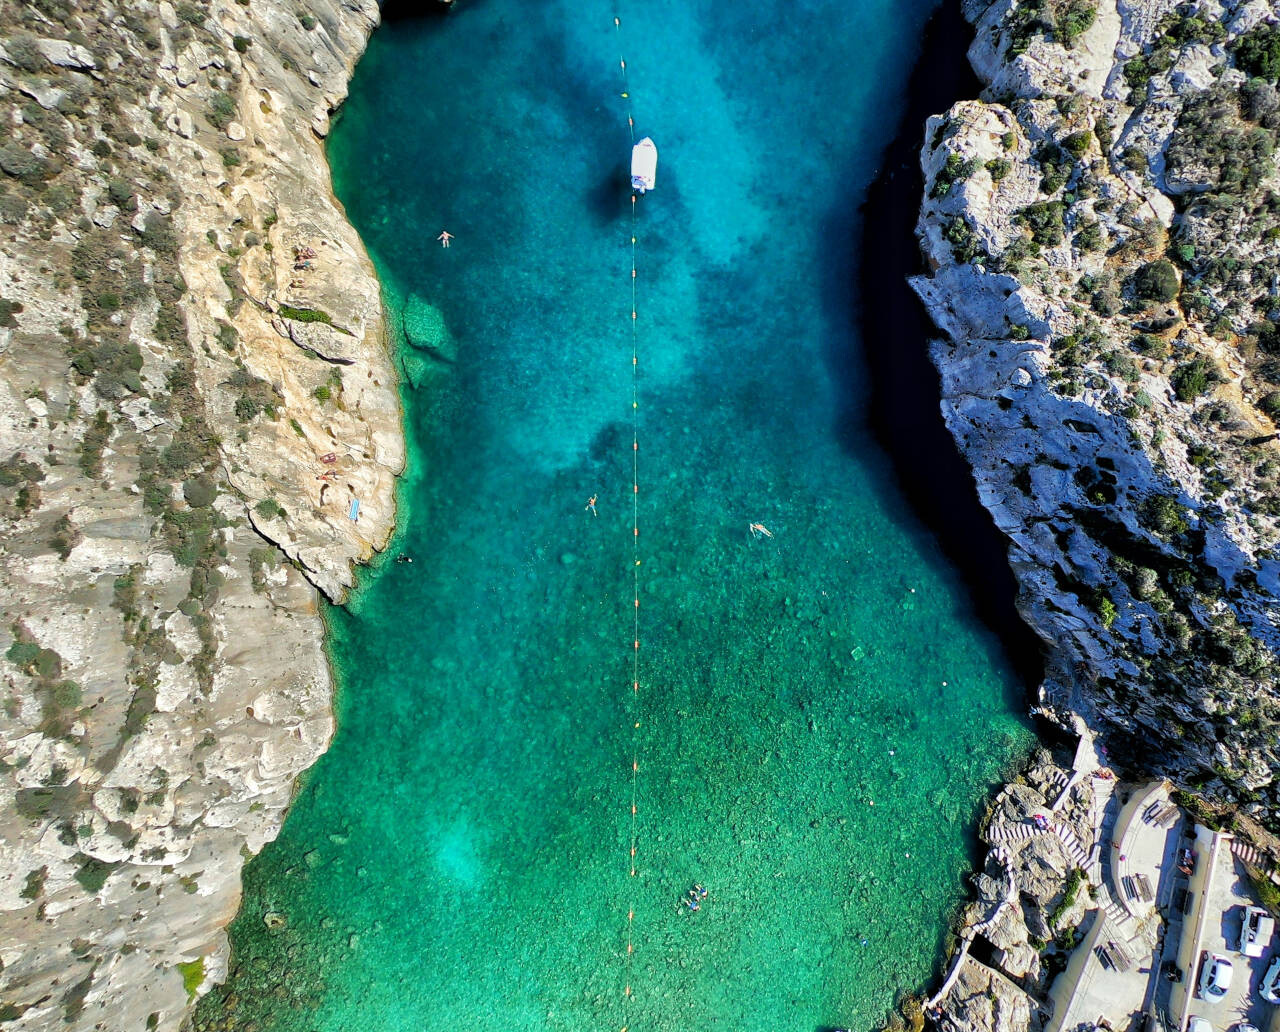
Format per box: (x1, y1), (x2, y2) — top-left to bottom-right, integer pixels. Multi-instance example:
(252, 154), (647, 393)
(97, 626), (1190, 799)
(613, 11), (642, 1032)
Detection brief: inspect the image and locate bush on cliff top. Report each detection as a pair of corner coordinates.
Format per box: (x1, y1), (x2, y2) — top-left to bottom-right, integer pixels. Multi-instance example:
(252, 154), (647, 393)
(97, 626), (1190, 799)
(1133, 259), (1180, 302)
(1234, 22), (1280, 82)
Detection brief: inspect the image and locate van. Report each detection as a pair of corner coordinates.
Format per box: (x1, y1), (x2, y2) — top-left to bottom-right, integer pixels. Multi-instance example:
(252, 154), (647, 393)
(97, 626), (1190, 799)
(1242, 905), (1276, 958)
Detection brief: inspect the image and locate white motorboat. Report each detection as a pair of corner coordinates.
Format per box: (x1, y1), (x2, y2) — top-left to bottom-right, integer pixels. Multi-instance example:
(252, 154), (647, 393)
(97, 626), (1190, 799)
(630, 137), (657, 194)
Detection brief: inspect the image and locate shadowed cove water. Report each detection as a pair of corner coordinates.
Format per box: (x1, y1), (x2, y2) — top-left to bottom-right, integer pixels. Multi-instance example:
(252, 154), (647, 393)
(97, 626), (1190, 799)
(201, 2), (1034, 1029)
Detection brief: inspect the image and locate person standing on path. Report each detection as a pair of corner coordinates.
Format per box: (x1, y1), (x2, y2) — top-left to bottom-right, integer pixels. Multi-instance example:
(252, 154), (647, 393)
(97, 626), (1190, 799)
(437, 230), (453, 247)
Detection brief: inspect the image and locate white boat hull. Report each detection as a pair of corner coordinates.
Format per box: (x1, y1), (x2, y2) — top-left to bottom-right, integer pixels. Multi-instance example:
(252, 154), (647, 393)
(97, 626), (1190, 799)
(631, 137), (658, 194)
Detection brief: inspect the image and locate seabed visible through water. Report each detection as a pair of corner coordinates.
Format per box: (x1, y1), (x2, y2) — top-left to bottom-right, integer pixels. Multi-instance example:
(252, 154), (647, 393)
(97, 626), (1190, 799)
(199, 2), (1036, 1030)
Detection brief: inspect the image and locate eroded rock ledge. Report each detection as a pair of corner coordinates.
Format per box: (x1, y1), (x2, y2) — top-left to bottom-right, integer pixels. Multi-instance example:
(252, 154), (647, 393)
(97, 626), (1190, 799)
(0, 1), (400, 1029)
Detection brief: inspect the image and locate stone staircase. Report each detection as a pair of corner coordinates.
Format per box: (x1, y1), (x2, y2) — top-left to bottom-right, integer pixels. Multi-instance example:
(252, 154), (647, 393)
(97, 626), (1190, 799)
(1053, 822), (1092, 871)
(1045, 768), (1074, 811)
(1232, 839), (1280, 882)
(987, 817), (1135, 936)
(987, 820), (1037, 845)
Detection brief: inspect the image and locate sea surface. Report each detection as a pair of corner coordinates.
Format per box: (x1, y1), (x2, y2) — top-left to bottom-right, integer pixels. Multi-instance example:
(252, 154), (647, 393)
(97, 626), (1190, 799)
(200, 2), (1035, 1029)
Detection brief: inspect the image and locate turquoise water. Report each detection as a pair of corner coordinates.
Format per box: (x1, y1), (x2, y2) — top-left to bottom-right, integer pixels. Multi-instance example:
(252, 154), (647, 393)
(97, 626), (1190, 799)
(198, 2), (1034, 1030)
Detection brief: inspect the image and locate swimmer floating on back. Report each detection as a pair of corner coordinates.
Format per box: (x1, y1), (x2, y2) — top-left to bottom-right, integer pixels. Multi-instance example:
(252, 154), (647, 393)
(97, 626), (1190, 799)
(749, 522), (773, 539)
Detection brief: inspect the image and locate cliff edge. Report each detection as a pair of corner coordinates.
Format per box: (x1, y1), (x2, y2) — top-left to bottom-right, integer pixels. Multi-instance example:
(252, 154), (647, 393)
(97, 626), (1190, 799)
(915, 0), (1280, 818)
(0, 1), (400, 1029)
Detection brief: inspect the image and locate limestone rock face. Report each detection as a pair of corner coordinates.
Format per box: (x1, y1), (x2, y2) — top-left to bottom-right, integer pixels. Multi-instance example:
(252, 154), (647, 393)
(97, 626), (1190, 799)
(0, 1), (400, 1030)
(914, 0), (1280, 813)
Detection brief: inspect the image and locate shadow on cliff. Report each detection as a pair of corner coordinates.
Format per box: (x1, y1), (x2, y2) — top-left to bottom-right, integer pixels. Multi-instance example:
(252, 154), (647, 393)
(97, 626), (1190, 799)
(835, 0), (1046, 694)
(378, 0), (457, 24)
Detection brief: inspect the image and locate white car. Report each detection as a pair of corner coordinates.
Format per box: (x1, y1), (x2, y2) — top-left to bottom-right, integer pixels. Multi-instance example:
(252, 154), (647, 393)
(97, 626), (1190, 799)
(1262, 954), (1280, 1004)
(1187, 1018), (1212, 1032)
(1197, 952), (1233, 1001)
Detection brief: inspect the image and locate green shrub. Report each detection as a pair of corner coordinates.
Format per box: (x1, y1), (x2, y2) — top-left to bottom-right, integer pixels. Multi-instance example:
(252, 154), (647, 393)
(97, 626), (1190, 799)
(1234, 23), (1280, 81)
(7, 34), (47, 72)
(1062, 130), (1092, 157)
(50, 680), (81, 709)
(1260, 391), (1280, 419)
(1172, 358), (1214, 401)
(1016, 201), (1066, 246)
(986, 157), (1012, 182)
(1074, 218), (1103, 251)
(20, 866), (48, 901)
(1142, 494), (1189, 537)
(79, 410), (111, 478)
(0, 144), (53, 186)
(300, 13), (317, 29)
(233, 35), (251, 52)
(6, 639), (64, 680)
(49, 514), (81, 560)
(220, 148), (241, 167)
(138, 213), (177, 254)
(943, 216), (985, 264)
(255, 498), (285, 521)
(1134, 333), (1168, 359)
(73, 855), (118, 894)
(177, 958), (204, 999)
(176, 1), (205, 25)
(207, 92), (236, 131)
(931, 152), (979, 198)
(1133, 259), (1180, 302)
(1049, 868), (1087, 927)
(1098, 596), (1118, 628)
(107, 178), (134, 208)
(1166, 84), (1277, 194)
(278, 305), (330, 324)
(183, 477), (216, 508)
(1055, 0), (1096, 47)
(1094, 116), (1114, 150)
(0, 453), (43, 487)
(0, 297), (22, 328)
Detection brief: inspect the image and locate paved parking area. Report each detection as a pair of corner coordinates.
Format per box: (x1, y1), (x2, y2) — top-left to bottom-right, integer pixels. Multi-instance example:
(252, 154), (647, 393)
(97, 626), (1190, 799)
(1185, 848), (1273, 1031)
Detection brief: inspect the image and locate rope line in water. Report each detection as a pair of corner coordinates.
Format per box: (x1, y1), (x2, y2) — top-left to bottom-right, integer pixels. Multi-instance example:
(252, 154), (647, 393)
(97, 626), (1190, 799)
(612, 12), (642, 1032)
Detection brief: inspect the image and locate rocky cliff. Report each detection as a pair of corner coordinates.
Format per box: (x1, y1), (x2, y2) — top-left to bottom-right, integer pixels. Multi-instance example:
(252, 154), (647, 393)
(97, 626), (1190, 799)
(0, 1), (400, 1029)
(914, 0), (1280, 819)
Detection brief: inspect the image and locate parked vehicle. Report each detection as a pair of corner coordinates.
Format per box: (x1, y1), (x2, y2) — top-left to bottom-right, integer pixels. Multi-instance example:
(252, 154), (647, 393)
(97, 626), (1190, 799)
(1262, 954), (1280, 1004)
(1187, 1018), (1212, 1032)
(1242, 905), (1276, 958)
(1197, 952), (1233, 1001)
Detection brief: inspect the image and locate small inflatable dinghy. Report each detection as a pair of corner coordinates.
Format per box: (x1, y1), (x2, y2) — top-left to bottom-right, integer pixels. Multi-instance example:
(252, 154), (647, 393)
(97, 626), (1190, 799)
(631, 137), (658, 194)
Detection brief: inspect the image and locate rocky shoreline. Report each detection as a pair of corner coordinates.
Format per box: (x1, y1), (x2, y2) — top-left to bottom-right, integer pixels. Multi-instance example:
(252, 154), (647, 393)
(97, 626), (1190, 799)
(0, 2), (399, 1029)
(910, 0), (1280, 1027)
